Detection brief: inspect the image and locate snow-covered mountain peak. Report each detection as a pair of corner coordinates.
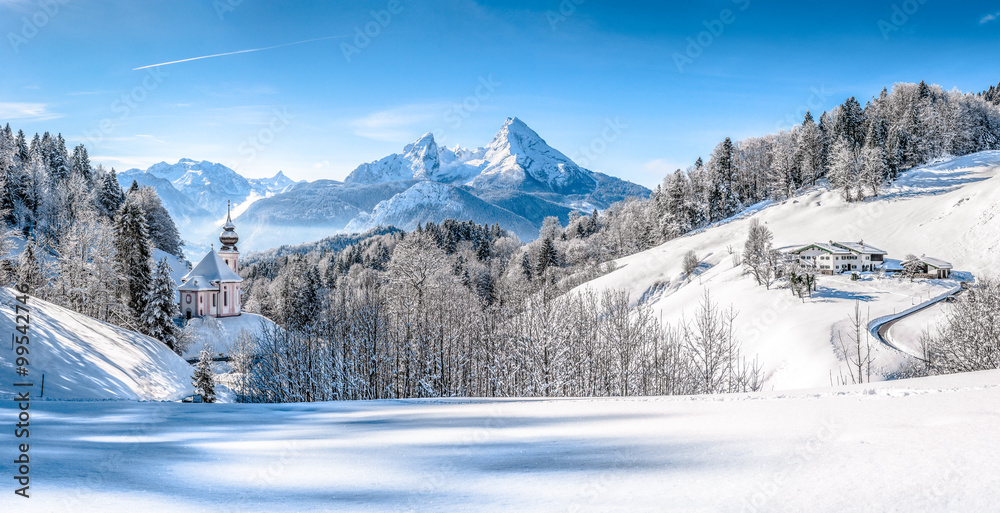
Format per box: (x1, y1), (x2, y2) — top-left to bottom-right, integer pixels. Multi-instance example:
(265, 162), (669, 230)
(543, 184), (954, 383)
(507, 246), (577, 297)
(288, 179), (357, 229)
(486, 117), (549, 155)
(402, 132), (441, 180)
(474, 117), (594, 194)
(346, 132), (454, 185)
(404, 132), (437, 154)
(248, 170), (297, 193)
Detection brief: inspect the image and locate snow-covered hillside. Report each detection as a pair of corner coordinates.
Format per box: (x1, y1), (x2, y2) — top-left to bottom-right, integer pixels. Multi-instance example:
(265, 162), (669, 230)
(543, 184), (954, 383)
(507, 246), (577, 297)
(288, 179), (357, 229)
(181, 312), (279, 359)
(6, 369), (999, 512)
(579, 151), (1000, 390)
(235, 118), (648, 251)
(0, 288), (192, 401)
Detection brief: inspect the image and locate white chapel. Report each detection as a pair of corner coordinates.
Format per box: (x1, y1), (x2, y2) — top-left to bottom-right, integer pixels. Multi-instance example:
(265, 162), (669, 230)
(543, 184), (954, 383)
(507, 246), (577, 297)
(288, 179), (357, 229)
(178, 203), (243, 319)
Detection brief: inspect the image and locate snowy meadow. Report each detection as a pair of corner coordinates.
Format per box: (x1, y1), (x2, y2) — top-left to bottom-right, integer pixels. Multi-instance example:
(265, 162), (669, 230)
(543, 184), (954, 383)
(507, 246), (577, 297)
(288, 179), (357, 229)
(4, 369), (999, 512)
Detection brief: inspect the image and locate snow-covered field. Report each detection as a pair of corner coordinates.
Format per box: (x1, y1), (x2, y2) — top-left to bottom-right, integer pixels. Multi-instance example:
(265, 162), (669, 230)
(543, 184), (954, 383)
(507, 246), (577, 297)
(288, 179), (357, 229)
(580, 152), (1000, 389)
(181, 312), (278, 359)
(0, 288), (192, 401)
(2, 369), (998, 512)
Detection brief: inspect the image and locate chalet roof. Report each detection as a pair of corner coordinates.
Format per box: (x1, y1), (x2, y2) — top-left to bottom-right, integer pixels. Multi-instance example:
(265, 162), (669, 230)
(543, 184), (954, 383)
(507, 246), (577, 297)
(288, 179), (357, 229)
(179, 250), (243, 292)
(833, 241), (888, 255)
(790, 243), (851, 255)
(919, 256), (953, 270)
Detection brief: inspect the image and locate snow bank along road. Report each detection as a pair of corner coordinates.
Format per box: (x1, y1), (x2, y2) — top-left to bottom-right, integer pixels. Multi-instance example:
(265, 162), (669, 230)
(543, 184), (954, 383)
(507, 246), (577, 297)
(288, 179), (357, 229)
(868, 284), (962, 357)
(2, 370), (998, 512)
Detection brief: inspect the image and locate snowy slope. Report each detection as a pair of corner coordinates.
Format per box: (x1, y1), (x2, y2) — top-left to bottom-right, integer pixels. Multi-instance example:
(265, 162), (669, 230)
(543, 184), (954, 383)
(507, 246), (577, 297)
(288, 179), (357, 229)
(578, 151), (1000, 390)
(5, 369), (999, 512)
(0, 288), (192, 401)
(886, 301), (950, 356)
(181, 312), (279, 359)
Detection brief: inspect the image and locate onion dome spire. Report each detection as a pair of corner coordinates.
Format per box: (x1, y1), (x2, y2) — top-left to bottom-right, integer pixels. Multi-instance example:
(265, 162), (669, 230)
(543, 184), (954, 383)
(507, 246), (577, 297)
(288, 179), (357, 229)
(219, 200), (239, 251)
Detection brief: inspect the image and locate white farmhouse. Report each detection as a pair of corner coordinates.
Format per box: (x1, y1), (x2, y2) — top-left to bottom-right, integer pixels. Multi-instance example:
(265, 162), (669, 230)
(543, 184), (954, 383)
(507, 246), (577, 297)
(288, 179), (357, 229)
(788, 240), (888, 274)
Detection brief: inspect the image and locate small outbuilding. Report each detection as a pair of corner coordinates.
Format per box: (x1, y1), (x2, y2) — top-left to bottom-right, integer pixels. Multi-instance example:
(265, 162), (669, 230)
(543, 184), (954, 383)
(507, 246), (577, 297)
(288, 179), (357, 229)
(916, 256), (953, 279)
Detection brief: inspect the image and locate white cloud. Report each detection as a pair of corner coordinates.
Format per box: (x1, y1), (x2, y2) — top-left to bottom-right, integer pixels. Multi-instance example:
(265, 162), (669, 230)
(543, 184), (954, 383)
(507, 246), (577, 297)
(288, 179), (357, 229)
(88, 155), (157, 169)
(641, 158), (684, 176)
(313, 160), (330, 169)
(0, 102), (60, 121)
(351, 102), (450, 142)
(980, 11), (1000, 24)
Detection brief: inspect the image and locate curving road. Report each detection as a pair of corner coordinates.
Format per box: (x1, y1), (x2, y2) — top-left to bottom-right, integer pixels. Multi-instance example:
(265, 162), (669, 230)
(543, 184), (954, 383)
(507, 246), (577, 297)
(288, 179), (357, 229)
(867, 284), (963, 358)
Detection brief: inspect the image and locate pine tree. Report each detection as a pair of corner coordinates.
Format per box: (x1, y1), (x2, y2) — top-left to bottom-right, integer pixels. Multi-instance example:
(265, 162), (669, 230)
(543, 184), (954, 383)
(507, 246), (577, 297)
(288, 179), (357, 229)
(476, 238), (491, 261)
(17, 238), (44, 293)
(707, 138), (738, 221)
(143, 257), (180, 352)
(535, 237), (556, 276)
(834, 97), (866, 149)
(521, 252), (533, 281)
(192, 348), (217, 403)
(127, 185), (184, 256)
(798, 111), (824, 185)
(14, 130), (29, 165)
(70, 144), (92, 183)
(113, 202), (154, 324)
(98, 170), (126, 217)
(46, 133), (70, 183)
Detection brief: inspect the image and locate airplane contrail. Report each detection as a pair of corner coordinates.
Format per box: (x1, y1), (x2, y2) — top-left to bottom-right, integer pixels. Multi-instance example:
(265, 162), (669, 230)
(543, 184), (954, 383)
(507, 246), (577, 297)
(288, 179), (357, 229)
(132, 34), (354, 70)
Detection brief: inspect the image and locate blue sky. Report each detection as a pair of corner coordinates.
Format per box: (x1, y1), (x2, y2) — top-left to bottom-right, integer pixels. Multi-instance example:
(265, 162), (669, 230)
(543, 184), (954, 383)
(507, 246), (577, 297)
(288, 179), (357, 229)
(2, 0), (1000, 188)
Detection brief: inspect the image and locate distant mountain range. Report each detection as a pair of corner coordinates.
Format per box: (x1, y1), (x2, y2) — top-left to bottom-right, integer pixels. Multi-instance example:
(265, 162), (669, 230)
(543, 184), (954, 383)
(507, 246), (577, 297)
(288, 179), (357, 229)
(118, 159), (298, 256)
(126, 118), (649, 255)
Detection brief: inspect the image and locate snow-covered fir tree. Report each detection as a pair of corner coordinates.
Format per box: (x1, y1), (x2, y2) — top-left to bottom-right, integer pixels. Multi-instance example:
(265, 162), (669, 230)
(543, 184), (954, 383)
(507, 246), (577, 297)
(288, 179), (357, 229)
(16, 237), (43, 292)
(797, 111), (825, 185)
(192, 348), (217, 403)
(97, 169), (126, 218)
(143, 257), (180, 353)
(113, 201), (154, 326)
